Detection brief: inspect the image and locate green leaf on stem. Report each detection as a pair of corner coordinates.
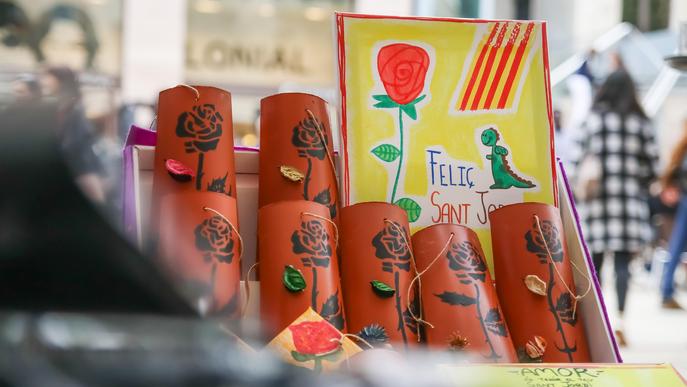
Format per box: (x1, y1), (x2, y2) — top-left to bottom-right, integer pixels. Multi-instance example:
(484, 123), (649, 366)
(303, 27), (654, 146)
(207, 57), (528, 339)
(371, 144), (401, 162)
(394, 197), (421, 222)
(291, 350), (312, 362)
(400, 103), (418, 120)
(319, 347), (344, 362)
(410, 94), (426, 105)
(372, 94), (399, 108)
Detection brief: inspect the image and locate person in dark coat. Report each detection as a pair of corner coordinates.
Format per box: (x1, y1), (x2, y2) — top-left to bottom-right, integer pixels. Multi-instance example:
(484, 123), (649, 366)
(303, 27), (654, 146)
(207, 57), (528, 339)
(659, 120), (687, 309)
(571, 69), (659, 345)
(40, 66), (105, 203)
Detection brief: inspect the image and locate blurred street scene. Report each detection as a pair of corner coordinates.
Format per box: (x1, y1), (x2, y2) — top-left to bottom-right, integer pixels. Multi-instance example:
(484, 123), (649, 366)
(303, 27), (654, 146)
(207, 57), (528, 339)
(1, 0), (687, 378)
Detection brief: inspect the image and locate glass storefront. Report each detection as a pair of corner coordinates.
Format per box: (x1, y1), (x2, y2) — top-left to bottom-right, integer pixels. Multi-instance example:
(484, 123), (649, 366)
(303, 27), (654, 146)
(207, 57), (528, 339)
(185, 0), (352, 146)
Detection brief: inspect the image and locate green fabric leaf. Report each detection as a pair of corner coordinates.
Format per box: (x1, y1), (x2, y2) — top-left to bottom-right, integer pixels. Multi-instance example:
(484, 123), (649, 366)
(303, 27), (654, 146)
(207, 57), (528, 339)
(394, 198), (421, 223)
(371, 144), (401, 163)
(434, 291), (476, 306)
(372, 94), (399, 108)
(291, 350), (312, 362)
(370, 280), (395, 298)
(283, 265), (306, 292)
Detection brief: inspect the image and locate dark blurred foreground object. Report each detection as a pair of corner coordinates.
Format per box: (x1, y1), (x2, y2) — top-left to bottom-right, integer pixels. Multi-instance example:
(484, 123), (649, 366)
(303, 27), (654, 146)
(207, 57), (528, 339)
(0, 313), (314, 387)
(0, 101), (192, 314)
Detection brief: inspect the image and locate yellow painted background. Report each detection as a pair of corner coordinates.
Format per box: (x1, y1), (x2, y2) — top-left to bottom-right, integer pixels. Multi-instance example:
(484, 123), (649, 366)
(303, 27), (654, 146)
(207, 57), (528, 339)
(341, 17), (556, 269)
(440, 364), (687, 386)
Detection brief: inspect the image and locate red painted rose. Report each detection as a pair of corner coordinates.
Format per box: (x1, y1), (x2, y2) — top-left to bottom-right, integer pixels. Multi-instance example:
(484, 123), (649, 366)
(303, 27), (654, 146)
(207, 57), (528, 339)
(289, 320), (341, 355)
(377, 43), (430, 105)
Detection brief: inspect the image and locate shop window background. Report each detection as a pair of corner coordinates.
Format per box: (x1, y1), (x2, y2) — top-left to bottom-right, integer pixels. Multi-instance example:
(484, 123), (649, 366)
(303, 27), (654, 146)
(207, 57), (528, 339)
(185, 0), (352, 147)
(622, 0), (670, 31)
(0, 0), (123, 225)
(0, 1), (122, 80)
(0, 0), (122, 143)
(412, 0), (479, 18)
(514, 0), (530, 20)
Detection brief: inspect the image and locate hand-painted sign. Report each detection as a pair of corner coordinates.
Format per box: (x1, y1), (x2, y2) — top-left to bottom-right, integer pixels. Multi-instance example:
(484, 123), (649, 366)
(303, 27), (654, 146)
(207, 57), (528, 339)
(336, 13), (558, 266)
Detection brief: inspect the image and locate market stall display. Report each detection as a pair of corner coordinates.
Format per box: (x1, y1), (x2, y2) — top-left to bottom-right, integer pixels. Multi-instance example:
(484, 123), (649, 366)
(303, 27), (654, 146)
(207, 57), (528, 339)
(339, 202), (419, 348)
(158, 191), (241, 316)
(258, 200), (344, 338)
(151, 85), (238, 245)
(259, 93), (339, 223)
(490, 202), (592, 362)
(120, 11), (630, 380)
(411, 224), (517, 361)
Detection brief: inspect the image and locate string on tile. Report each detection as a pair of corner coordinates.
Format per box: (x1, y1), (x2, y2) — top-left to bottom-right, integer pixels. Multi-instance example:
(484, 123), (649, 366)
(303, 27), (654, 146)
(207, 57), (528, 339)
(405, 232), (455, 329)
(533, 215), (592, 320)
(178, 84), (200, 101)
(383, 219), (425, 342)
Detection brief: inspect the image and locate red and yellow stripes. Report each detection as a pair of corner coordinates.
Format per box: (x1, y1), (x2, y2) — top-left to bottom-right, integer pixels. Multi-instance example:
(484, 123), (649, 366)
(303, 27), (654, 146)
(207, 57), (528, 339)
(456, 22), (537, 112)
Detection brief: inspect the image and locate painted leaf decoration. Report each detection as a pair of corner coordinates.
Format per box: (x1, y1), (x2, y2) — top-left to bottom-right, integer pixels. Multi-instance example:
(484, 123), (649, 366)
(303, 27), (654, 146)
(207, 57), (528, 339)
(524, 274), (547, 296)
(410, 94), (426, 105)
(313, 188), (336, 219)
(370, 280), (395, 298)
(371, 144), (401, 163)
(394, 197), (421, 223)
(372, 94), (399, 108)
(320, 291), (344, 330)
(283, 265), (306, 292)
(555, 293), (577, 326)
(313, 187), (332, 204)
(319, 347), (344, 362)
(165, 159), (195, 182)
(434, 291), (476, 306)
(484, 308), (508, 337)
(290, 350), (312, 362)
(280, 165), (304, 182)
(400, 103), (418, 120)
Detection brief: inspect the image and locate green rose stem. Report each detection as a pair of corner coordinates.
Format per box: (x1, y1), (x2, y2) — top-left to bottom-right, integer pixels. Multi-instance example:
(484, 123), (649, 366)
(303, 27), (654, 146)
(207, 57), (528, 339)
(313, 356), (323, 374)
(390, 107), (404, 203)
(546, 261), (575, 361)
(473, 283), (499, 361)
(303, 158), (313, 200)
(393, 269), (408, 347)
(196, 152), (205, 190)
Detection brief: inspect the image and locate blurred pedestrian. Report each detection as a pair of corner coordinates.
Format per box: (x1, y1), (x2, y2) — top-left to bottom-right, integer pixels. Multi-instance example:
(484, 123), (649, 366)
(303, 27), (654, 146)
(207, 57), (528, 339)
(658, 120), (687, 310)
(571, 69), (659, 345)
(554, 109), (573, 172)
(566, 49), (595, 133)
(41, 66), (105, 203)
(10, 74), (41, 105)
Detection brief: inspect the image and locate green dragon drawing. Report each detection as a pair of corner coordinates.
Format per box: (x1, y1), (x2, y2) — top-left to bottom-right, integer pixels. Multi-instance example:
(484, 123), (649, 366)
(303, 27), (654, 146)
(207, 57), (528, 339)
(481, 128), (535, 190)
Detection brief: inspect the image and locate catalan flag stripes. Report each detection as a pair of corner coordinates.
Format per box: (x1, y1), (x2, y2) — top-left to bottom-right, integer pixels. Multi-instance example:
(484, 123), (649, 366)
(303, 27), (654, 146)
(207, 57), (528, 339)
(456, 22), (536, 112)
